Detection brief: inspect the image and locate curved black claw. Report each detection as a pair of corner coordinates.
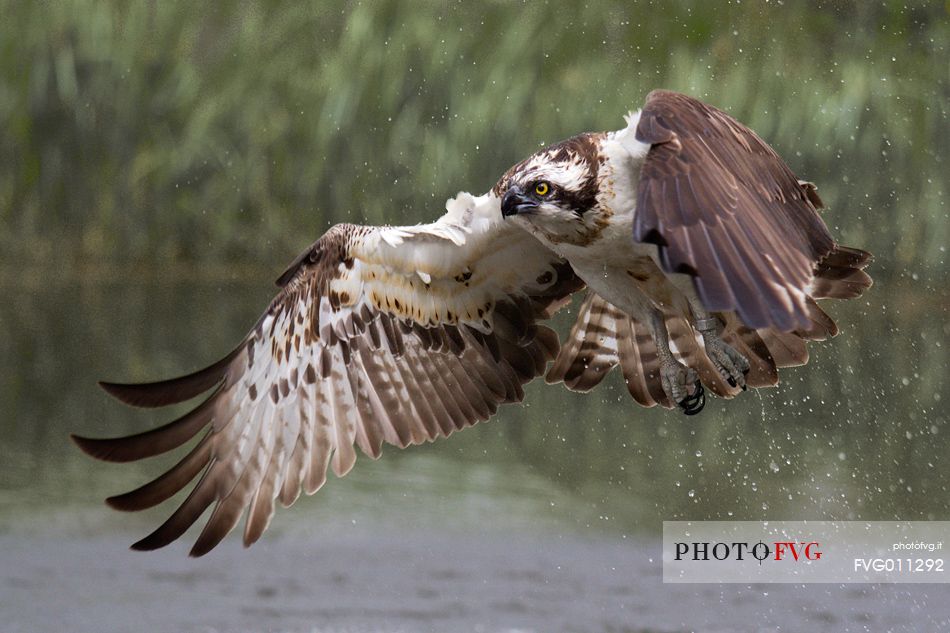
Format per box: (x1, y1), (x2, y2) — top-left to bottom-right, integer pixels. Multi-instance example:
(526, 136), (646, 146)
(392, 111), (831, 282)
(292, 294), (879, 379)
(678, 382), (706, 416)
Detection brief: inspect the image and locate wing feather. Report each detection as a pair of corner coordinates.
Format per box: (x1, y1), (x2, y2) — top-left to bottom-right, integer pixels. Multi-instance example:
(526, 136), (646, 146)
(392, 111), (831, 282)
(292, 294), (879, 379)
(76, 192), (583, 554)
(635, 90), (837, 331)
(73, 388), (218, 463)
(97, 349), (242, 408)
(304, 381), (333, 494)
(105, 433), (213, 511)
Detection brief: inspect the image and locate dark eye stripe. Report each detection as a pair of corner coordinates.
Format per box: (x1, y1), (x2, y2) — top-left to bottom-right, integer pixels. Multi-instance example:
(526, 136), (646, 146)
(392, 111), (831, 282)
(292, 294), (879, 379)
(558, 178), (598, 215)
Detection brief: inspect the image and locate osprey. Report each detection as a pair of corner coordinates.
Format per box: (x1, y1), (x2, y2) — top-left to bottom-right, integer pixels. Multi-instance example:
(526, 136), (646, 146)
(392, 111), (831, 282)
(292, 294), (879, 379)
(74, 91), (872, 555)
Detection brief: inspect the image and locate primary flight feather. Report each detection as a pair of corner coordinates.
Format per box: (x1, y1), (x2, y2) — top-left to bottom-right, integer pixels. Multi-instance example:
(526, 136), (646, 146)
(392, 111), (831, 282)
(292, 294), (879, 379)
(74, 91), (872, 555)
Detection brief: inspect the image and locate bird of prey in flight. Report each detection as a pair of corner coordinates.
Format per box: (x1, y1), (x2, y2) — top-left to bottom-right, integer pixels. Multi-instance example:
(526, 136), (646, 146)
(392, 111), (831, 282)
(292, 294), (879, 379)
(74, 90), (872, 556)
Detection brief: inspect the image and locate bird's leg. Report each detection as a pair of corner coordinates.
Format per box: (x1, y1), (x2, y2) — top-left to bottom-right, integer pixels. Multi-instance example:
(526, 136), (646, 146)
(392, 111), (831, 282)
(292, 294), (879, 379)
(689, 301), (750, 391)
(648, 308), (704, 415)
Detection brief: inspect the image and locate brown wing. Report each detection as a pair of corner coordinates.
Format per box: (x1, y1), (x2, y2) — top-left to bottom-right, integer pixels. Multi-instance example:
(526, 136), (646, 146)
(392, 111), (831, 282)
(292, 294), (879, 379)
(634, 90), (837, 332)
(74, 202), (583, 556)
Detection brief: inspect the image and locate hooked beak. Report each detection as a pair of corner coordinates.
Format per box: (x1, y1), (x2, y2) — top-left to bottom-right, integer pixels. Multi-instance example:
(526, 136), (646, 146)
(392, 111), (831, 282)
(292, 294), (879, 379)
(501, 185), (537, 218)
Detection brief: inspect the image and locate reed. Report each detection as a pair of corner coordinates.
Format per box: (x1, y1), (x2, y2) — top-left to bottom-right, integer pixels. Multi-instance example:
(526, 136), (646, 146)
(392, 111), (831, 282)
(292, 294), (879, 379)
(1, 1), (946, 276)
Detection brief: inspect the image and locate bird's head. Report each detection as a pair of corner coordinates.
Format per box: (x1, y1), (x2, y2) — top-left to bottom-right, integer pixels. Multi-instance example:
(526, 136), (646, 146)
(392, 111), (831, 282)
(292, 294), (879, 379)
(494, 132), (610, 246)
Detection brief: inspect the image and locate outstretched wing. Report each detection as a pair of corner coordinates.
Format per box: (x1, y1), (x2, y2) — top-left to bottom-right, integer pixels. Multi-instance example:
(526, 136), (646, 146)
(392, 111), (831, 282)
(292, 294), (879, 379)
(73, 192), (583, 556)
(633, 90), (837, 332)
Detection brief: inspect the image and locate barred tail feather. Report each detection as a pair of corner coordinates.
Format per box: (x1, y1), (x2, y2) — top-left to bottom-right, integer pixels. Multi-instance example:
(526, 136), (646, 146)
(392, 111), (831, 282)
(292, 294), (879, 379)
(545, 293), (619, 392)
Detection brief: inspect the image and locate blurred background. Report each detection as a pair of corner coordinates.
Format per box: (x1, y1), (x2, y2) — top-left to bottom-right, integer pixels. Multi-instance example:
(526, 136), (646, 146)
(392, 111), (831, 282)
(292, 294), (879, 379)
(1, 2), (948, 632)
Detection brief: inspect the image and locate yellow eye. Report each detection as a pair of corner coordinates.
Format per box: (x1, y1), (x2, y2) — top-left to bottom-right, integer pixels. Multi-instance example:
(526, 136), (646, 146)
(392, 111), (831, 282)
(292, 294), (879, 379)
(535, 182), (550, 196)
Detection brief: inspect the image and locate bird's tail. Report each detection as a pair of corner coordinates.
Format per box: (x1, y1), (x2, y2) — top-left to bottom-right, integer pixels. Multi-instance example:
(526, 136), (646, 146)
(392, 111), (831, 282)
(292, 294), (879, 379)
(545, 283), (873, 409)
(545, 292), (772, 408)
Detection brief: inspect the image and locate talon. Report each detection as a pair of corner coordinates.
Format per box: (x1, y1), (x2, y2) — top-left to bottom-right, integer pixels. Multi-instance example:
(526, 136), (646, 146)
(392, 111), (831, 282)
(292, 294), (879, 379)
(678, 382), (705, 415)
(700, 329), (749, 393)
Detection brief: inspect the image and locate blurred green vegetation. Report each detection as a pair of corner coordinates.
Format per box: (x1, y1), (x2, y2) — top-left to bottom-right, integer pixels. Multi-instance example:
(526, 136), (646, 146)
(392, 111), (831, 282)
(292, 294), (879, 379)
(0, 1), (947, 276)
